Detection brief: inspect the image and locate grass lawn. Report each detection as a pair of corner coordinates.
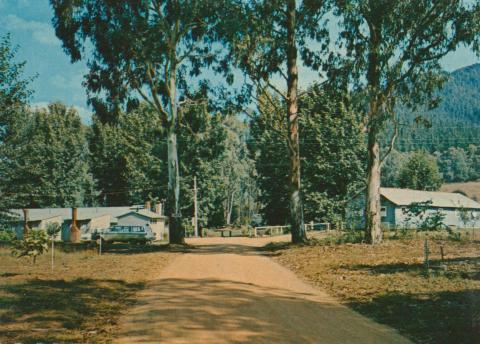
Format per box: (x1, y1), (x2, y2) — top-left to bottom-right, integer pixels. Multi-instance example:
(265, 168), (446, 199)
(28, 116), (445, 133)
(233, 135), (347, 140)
(269, 237), (480, 344)
(0, 244), (177, 343)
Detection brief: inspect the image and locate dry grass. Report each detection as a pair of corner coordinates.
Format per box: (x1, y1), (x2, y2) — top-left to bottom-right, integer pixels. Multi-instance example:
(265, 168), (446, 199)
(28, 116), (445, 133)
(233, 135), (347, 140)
(441, 181), (480, 201)
(269, 238), (480, 344)
(0, 244), (177, 343)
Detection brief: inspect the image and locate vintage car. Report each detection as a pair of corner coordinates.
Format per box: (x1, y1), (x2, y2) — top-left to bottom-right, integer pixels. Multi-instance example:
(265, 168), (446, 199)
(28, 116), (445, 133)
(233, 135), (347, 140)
(100, 225), (156, 244)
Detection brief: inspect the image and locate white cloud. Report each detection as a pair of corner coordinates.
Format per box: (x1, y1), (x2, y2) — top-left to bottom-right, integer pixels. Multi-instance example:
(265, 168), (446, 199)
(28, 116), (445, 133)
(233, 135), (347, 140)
(3, 14), (60, 46)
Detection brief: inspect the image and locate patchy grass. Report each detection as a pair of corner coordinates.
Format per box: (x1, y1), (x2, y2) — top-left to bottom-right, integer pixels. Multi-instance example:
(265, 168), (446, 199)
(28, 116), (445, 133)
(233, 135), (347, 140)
(269, 238), (480, 344)
(0, 244), (176, 343)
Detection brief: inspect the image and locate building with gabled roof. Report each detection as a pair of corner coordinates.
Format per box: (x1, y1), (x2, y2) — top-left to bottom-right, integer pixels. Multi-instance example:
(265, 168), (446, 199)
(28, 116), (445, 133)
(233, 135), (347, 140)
(9, 203), (166, 241)
(117, 208), (168, 241)
(346, 188), (480, 229)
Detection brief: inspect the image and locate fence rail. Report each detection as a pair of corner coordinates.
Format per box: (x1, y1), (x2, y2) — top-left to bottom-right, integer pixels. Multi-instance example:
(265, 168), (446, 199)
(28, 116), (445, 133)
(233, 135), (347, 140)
(250, 222), (331, 237)
(305, 222), (331, 231)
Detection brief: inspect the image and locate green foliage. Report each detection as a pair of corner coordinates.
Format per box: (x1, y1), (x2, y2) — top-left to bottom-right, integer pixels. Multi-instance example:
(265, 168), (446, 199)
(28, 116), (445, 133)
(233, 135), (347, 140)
(437, 147), (473, 183)
(315, 230), (365, 246)
(0, 230), (16, 243)
(249, 93), (289, 225)
(1, 103), (94, 208)
(392, 64), (480, 153)
(250, 85), (366, 224)
(300, 86), (366, 222)
(178, 103), (257, 227)
(0, 35), (32, 215)
(12, 230), (49, 264)
(381, 150), (409, 187)
(51, 0), (222, 121)
(383, 144), (480, 186)
(89, 105), (165, 205)
(45, 223), (62, 237)
(402, 201), (446, 232)
(329, 0), (478, 241)
(398, 151), (443, 191)
(89, 99), (256, 228)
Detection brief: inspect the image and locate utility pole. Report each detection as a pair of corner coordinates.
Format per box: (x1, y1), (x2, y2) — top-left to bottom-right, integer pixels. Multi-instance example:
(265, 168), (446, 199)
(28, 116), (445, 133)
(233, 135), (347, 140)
(194, 176), (198, 237)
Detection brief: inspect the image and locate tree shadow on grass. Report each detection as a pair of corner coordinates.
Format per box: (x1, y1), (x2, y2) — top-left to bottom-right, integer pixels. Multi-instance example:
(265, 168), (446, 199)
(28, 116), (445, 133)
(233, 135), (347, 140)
(348, 289), (480, 344)
(346, 256), (480, 278)
(0, 278), (144, 343)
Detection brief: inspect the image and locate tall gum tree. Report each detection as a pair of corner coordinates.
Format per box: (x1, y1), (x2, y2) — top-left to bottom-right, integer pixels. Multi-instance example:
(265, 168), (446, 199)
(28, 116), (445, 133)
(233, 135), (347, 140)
(329, 0), (480, 244)
(51, 0), (222, 244)
(220, 0), (329, 243)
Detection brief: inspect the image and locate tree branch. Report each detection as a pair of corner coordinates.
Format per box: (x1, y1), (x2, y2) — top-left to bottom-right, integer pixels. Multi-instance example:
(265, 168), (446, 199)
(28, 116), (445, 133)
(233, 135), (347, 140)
(145, 62), (168, 124)
(380, 112), (398, 167)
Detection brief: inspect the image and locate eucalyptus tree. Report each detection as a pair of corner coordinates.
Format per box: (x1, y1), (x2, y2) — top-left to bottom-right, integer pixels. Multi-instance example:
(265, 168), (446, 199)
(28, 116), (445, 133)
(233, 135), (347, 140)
(51, 0), (222, 243)
(328, 0), (480, 243)
(220, 0), (329, 243)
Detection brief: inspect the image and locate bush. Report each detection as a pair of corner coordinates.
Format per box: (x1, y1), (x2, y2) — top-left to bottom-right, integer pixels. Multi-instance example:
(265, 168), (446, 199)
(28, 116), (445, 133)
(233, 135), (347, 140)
(12, 230), (49, 264)
(315, 230), (365, 245)
(0, 229), (16, 243)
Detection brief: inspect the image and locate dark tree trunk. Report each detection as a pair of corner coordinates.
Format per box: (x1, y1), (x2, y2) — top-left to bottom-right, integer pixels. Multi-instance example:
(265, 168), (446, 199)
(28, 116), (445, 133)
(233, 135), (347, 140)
(286, 0), (306, 243)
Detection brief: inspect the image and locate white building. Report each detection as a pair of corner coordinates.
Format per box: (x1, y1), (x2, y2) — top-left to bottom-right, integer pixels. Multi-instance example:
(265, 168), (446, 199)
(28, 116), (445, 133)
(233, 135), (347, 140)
(346, 188), (480, 229)
(117, 209), (168, 241)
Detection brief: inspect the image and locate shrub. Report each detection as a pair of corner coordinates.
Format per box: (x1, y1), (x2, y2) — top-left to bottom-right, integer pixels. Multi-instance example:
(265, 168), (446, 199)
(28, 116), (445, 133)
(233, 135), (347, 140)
(0, 229), (16, 243)
(12, 230), (49, 264)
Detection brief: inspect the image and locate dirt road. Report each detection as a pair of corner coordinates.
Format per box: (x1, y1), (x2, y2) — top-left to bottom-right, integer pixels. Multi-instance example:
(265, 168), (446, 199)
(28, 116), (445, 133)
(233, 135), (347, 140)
(115, 236), (410, 343)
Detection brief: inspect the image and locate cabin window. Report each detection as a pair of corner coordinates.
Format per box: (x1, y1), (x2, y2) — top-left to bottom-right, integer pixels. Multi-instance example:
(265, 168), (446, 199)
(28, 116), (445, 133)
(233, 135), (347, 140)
(380, 207), (387, 217)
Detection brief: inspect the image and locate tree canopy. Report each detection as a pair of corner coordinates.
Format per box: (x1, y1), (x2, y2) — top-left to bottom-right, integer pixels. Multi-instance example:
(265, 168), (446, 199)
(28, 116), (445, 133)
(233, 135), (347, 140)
(398, 151), (443, 191)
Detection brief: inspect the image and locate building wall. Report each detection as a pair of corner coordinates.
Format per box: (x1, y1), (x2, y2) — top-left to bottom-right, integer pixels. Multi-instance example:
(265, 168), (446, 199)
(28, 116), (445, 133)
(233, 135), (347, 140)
(346, 196), (396, 229)
(88, 215), (111, 231)
(118, 214), (148, 227)
(150, 221), (167, 241)
(346, 195), (480, 230)
(117, 214), (167, 240)
(61, 219), (90, 241)
(394, 207), (480, 229)
(380, 199), (396, 229)
(14, 216), (63, 240)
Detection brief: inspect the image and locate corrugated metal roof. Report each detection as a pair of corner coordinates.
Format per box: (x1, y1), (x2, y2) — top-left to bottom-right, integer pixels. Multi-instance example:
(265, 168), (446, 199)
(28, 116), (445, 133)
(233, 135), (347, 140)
(10, 206), (136, 221)
(381, 188), (480, 209)
(117, 209), (166, 219)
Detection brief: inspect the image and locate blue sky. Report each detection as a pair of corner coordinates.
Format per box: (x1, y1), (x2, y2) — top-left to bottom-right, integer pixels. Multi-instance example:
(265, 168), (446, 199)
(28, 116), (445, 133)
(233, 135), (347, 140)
(1, 0), (479, 124)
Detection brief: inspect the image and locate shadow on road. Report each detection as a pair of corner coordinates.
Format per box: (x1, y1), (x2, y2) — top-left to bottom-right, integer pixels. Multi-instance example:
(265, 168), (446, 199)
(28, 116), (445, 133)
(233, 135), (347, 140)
(116, 277), (406, 344)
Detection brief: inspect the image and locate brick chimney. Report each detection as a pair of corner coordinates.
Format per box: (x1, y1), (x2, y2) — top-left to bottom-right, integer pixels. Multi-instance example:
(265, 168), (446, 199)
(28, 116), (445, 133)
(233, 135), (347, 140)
(144, 201), (151, 212)
(22, 208), (30, 238)
(155, 202), (162, 215)
(70, 207), (80, 243)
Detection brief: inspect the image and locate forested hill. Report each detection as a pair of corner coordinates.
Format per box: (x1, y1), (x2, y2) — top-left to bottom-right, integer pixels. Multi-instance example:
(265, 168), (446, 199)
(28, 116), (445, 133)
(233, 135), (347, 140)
(437, 63), (480, 124)
(395, 63), (480, 152)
